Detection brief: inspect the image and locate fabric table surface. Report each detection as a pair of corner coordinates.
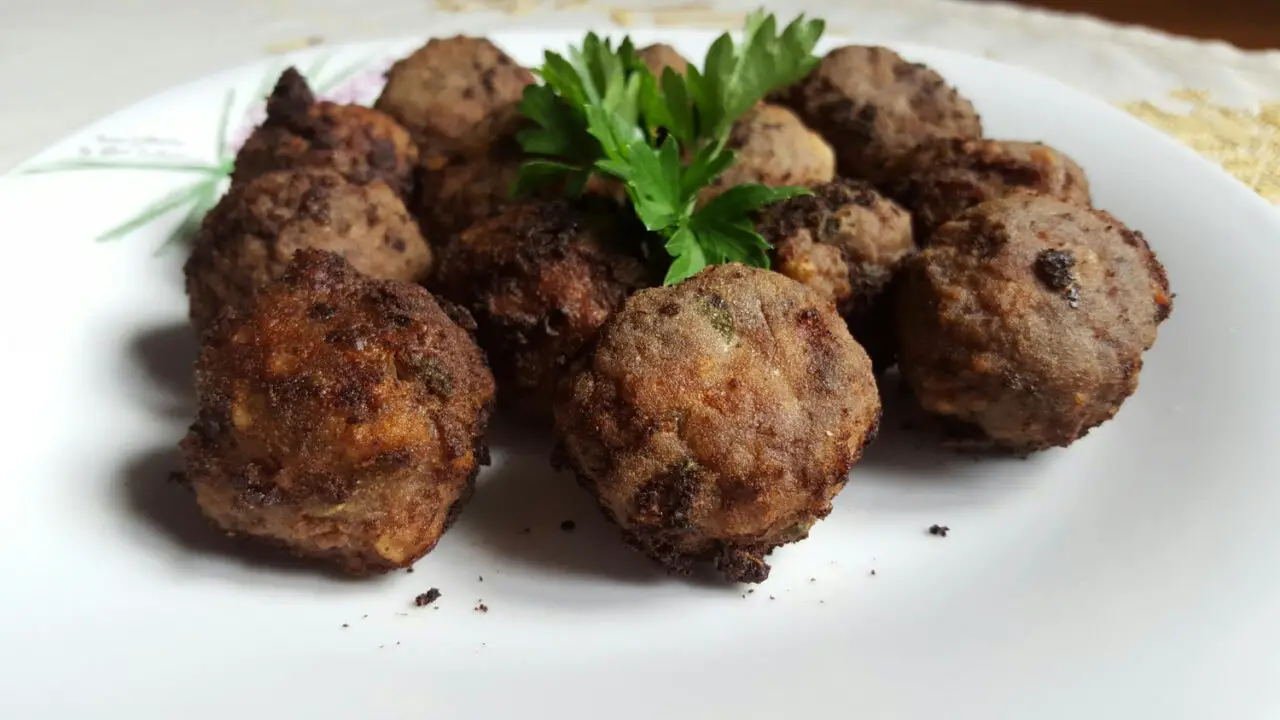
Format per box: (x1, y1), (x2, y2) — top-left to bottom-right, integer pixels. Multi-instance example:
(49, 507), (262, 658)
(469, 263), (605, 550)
(2, 0), (1276, 200)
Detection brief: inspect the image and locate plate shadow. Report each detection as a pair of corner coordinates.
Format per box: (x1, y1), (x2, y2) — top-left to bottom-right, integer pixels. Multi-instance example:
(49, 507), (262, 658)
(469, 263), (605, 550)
(130, 322), (198, 419)
(119, 444), (366, 580)
(456, 417), (670, 584)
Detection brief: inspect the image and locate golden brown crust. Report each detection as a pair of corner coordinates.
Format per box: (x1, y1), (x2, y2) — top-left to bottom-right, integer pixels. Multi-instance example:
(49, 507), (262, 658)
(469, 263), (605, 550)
(776, 45), (982, 184)
(184, 168), (433, 334)
(896, 193), (1173, 452)
(757, 177), (915, 369)
(700, 104), (835, 203)
(180, 250), (496, 574)
(374, 36), (534, 163)
(232, 68), (419, 198)
(432, 200), (653, 417)
(883, 138), (1092, 241)
(553, 264), (881, 582)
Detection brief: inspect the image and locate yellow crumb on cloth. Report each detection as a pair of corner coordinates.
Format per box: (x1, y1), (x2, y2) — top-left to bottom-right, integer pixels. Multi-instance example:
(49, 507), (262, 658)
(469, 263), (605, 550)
(434, 0), (544, 12)
(609, 7), (634, 26)
(263, 35), (325, 54)
(1124, 90), (1280, 204)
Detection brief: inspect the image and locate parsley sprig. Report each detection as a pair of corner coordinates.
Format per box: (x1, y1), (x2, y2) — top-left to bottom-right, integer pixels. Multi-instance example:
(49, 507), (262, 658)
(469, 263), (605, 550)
(515, 11), (825, 284)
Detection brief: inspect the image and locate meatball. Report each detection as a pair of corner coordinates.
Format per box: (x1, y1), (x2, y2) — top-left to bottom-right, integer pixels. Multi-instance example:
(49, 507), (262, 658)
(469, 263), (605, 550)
(896, 193), (1173, 453)
(231, 68), (419, 198)
(374, 36), (534, 163)
(432, 200), (652, 417)
(884, 138), (1092, 241)
(180, 250), (495, 574)
(185, 168), (433, 333)
(757, 178), (915, 369)
(700, 104), (835, 203)
(554, 264), (881, 583)
(413, 133), (526, 240)
(636, 43), (690, 78)
(775, 46), (982, 184)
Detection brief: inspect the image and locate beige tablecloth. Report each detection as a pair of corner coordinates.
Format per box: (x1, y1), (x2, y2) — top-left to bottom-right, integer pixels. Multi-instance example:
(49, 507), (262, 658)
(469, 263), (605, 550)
(3, 0), (1277, 199)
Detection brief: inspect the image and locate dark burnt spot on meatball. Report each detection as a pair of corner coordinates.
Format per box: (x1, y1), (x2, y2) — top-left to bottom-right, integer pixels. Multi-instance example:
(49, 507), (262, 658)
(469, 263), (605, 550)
(180, 249), (496, 574)
(715, 548), (771, 584)
(264, 68), (316, 126)
(634, 460), (701, 531)
(307, 302), (337, 321)
(1034, 249), (1081, 308)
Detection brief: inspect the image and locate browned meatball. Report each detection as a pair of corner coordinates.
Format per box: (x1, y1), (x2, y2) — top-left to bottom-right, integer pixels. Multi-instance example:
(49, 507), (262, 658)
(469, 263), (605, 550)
(374, 36), (534, 163)
(554, 264), (881, 583)
(636, 43), (690, 78)
(896, 193), (1173, 453)
(413, 133), (527, 240)
(775, 46), (983, 184)
(231, 68), (419, 198)
(185, 168), (433, 333)
(757, 178), (915, 369)
(432, 200), (653, 417)
(700, 104), (835, 203)
(180, 250), (495, 574)
(884, 138), (1092, 241)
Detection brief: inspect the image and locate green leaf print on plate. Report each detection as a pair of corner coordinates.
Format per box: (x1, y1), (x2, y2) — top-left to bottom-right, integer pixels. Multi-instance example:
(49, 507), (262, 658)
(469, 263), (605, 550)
(17, 50), (389, 252)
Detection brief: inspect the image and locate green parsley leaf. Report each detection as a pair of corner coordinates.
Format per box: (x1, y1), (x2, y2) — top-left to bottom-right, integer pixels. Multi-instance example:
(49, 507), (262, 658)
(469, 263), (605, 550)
(515, 12), (825, 284)
(688, 10), (824, 142)
(694, 183), (812, 225)
(663, 226), (707, 285)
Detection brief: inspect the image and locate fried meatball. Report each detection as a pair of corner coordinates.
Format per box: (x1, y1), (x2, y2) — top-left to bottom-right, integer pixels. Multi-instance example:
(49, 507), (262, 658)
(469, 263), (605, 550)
(884, 138), (1092, 241)
(896, 193), (1173, 453)
(375, 36), (533, 163)
(180, 250), (495, 574)
(775, 46), (983, 184)
(637, 43), (690, 78)
(554, 264), (881, 583)
(185, 168), (433, 333)
(413, 133), (527, 240)
(231, 68), (419, 198)
(757, 178), (915, 369)
(700, 104), (835, 203)
(432, 200), (652, 417)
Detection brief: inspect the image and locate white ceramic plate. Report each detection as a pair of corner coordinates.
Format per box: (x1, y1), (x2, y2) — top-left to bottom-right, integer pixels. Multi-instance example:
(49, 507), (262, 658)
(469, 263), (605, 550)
(3, 29), (1279, 720)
